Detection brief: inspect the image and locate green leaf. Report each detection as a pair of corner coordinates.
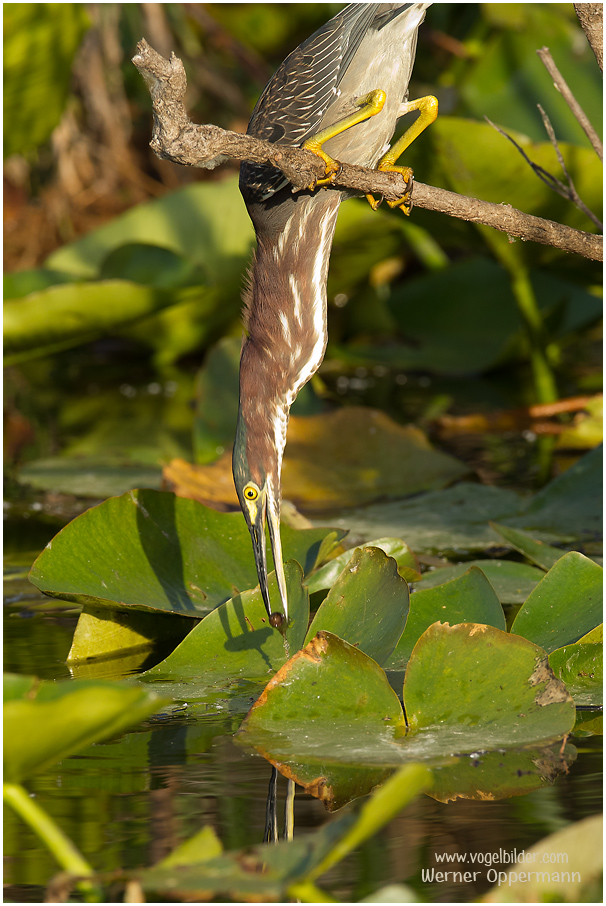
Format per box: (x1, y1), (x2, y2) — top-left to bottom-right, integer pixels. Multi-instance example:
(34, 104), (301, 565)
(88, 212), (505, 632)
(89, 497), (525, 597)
(45, 177), (254, 281)
(307, 537), (420, 594)
(549, 642), (603, 707)
(413, 559), (544, 603)
(489, 522), (565, 570)
(239, 624), (574, 807)
(157, 825), (223, 869)
(4, 4), (90, 157)
(67, 606), (194, 664)
(404, 622), (575, 748)
(19, 457), (163, 498)
(511, 552), (603, 653)
(3, 674), (168, 783)
(318, 483), (522, 555)
(99, 242), (204, 289)
(29, 489), (342, 619)
(305, 547), (410, 666)
(136, 763), (430, 902)
(502, 445), (603, 541)
(305, 764), (432, 883)
(386, 567), (506, 669)
(143, 561), (310, 683)
(245, 631), (405, 730)
(282, 407), (469, 510)
(4, 279), (184, 364)
(386, 257), (526, 374)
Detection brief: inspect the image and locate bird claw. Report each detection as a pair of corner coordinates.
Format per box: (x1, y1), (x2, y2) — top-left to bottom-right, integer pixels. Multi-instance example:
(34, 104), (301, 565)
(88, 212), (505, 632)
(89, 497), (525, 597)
(370, 165), (414, 215)
(365, 193), (383, 211)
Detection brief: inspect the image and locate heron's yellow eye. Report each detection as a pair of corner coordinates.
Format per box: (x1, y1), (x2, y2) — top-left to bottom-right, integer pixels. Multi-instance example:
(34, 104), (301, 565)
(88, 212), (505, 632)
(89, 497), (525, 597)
(244, 485), (258, 501)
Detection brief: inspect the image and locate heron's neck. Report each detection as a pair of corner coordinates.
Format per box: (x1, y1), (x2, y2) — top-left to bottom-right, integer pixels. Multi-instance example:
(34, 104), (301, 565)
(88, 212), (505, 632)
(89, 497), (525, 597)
(239, 195), (340, 487)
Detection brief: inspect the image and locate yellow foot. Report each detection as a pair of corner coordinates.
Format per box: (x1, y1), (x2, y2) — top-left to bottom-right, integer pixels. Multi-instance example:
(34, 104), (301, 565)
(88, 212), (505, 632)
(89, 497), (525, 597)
(301, 138), (341, 189)
(302, 89), (387, 191)
(366, 94), (438, 215)
(366, 164), (414, 215)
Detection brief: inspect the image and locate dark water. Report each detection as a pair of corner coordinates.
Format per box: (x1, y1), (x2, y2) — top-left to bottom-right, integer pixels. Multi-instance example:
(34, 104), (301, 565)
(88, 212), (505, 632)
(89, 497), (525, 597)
(4, 577), (603, 903)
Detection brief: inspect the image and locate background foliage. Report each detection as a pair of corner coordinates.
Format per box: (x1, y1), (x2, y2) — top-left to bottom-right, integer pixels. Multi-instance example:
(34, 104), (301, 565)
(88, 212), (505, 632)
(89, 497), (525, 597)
(4, 2), (602, 511)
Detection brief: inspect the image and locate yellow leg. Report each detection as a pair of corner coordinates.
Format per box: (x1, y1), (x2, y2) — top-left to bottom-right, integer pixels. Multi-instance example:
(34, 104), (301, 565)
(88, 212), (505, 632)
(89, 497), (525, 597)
(367, 94), (438, 214)
(303, 89), (387, 188)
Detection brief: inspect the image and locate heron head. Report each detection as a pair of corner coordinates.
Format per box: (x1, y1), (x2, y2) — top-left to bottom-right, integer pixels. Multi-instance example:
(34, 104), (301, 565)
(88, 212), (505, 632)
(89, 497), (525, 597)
(233, 404), (289, 629)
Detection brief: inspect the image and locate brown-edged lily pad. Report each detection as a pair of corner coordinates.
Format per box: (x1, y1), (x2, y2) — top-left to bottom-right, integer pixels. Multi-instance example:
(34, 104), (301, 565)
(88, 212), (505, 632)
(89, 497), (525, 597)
(239, 624), (574, 808)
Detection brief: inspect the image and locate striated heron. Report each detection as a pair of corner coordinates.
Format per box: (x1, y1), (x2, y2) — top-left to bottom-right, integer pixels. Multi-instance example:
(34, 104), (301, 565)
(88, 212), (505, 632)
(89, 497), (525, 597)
(233, 3), (437, 629)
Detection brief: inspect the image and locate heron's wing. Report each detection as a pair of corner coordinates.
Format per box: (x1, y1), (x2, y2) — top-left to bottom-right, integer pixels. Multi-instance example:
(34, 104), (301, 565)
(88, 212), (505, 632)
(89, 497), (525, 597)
(240, 4), (382, 203)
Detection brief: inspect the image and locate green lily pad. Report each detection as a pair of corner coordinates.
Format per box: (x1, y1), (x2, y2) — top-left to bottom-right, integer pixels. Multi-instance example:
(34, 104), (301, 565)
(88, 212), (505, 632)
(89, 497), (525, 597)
(307, 537), (420, 594)
(305, 547), (410, 665)
(28, 489), (343, 618)
(579, 624), (603, 644)
(318, 483), (522, 555)
(142, 561), (309, 684)
(489, 522), (565, 570)
(511, 552), (603, 653)
(414, 559), (544, 603)
(549, 642), (603, 707)
(386, 567), (506, 670)
(3, 674), (169, 784)
(404, 622), (575, 749)
(19, 457), (163, 498)
(240, 622), (573, 810)
(502, 445), (603, 541)
(67, 606), (195, 664)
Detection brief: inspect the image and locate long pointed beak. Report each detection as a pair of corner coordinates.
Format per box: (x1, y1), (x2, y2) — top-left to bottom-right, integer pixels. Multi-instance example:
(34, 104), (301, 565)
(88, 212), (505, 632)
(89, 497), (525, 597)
(249, 491), (289, 627)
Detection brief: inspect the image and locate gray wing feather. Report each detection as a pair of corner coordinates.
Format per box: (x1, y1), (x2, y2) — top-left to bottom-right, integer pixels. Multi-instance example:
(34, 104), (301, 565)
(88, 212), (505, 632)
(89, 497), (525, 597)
(241, 4), (392, 202)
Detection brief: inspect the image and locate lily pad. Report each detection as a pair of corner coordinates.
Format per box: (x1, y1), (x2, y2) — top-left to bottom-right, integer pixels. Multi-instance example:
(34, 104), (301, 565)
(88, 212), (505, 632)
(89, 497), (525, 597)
(142, 561), (309, 684)
(317, 483), (522, 555)
(28, 489), (343, 618)
(386, 567), (506, 670)
(280, 407), (469, 510)
(3, 674), (169, 784)
(240, 623), (574, 809)
(413, 559), (544, 603)
(305, 547), (410, 665)
(404, 622), (575, 749)
(489, 522), (565, 570)
(549, 642), (603, 707)
(67, 606), (195, 664)
(502, 445), (603, 541)
(511, 552), (603, 653)
(19, 457), (163, 498)
(307, 537), (421, 593)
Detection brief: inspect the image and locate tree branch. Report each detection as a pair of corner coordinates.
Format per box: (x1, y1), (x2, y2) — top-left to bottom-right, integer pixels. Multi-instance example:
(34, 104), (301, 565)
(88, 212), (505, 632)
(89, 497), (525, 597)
(132, 38), (602, 263)
(574, 3), (603, 72)
(536, 46), (603, 161)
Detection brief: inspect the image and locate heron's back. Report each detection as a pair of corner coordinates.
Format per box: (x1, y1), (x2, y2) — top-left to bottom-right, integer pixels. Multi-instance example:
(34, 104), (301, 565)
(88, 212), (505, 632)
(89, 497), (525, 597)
(240, 2), (430, 206)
